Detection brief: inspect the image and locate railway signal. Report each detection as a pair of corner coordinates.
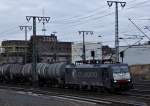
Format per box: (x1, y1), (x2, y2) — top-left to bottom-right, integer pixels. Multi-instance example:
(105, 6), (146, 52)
(120, 51), (124, 63)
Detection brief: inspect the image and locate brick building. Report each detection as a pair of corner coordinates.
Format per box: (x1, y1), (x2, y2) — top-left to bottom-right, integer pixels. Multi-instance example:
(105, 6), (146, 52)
(0, 40), (29, 63)
(0, 34), (72, 64)
(31, 34), (72, 63)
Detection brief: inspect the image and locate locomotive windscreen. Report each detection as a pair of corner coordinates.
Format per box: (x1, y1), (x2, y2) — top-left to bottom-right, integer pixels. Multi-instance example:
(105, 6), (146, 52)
(111, 66), (129, 73)
(111, 65), (131, 81)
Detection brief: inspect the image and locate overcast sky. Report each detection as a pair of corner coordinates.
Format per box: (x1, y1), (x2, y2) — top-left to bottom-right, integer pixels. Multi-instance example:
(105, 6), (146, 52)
(0, 0), (150, 46)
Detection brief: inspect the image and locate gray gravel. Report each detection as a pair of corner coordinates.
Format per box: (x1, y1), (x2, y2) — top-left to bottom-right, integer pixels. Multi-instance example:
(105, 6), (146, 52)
(0, 89), (98, 106)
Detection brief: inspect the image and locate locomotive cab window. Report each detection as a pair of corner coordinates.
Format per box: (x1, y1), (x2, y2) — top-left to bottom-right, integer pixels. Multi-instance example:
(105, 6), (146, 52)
(111, 65), (131, 81)
(111, 66), (129, 73)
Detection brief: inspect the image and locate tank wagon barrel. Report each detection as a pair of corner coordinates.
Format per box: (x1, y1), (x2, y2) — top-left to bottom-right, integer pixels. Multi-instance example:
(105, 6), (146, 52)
(0, 64), (8, 80)
(22, 64), (32, 78)
(37, 62), (67, 85)
(46, 62), (66, 78)
(9, 64), (23, 77)
(0, 65), (4, 76)
(1, 64), (11, 80)
(0, 64), (23, 81)
(37, 63), (49, 78)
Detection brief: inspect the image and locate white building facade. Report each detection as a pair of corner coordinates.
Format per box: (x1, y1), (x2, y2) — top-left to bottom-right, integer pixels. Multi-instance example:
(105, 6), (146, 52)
(0, 47), (5, 54)
(119, 44), (150, 65)
(72, 42), (102, 63)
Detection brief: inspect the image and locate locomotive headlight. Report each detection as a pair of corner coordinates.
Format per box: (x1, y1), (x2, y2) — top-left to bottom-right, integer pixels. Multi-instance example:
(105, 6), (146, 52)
(125, 73), (131, 79)
(113, 73), (120, 80)
(114, 80), (117, 83)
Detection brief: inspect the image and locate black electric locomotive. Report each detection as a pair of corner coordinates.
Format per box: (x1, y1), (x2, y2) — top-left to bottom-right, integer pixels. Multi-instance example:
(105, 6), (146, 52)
(65, 63), (133, 90)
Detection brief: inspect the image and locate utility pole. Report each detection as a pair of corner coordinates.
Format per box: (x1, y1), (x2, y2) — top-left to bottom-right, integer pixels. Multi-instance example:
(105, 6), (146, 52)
(19, 25), (32, 64)
(26, 16), (50, 86)
(78, 31), (93, 61)
(107, 1), (126, 63)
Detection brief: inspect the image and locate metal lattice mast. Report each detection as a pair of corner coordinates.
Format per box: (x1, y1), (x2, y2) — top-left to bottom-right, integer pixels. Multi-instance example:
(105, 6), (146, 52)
(78, 31), (93, 61)
(19, 25), (32, 64)
(42, 9), (47, 35)
(26, 16), (50, 86)
(107, 1), (126, 63)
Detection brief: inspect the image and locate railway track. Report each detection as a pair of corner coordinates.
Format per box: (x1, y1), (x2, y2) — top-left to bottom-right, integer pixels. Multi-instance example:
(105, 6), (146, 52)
(117, 88), (150, 106)
(130, 89), (150, 95)
(134, 80), (150, 83)
(119, 90), (150, 100)
(133, 83), (150, 90)
(0, 84), (148, 106)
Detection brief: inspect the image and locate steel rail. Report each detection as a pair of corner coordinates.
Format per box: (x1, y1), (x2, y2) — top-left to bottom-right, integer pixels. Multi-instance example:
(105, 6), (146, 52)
(0, 84), (144, 106)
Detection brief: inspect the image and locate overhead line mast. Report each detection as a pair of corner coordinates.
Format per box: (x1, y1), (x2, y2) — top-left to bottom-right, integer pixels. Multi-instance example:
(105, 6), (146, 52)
(26, 16), (50, 86)
(78, 31), (93, 61)
(107, 1), (126, 63)
(42, 9), (47, 35)
(19, 25), (32, 64)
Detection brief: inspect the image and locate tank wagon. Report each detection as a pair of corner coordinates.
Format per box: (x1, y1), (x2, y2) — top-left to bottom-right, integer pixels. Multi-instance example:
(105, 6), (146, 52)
(0, 64), (23, 82)
(37, 62), (66, 86)
(0, 62), (133, 91)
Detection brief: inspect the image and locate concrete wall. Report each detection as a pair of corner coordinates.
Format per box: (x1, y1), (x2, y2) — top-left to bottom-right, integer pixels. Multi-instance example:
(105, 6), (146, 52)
(119, 45), (150, 65)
